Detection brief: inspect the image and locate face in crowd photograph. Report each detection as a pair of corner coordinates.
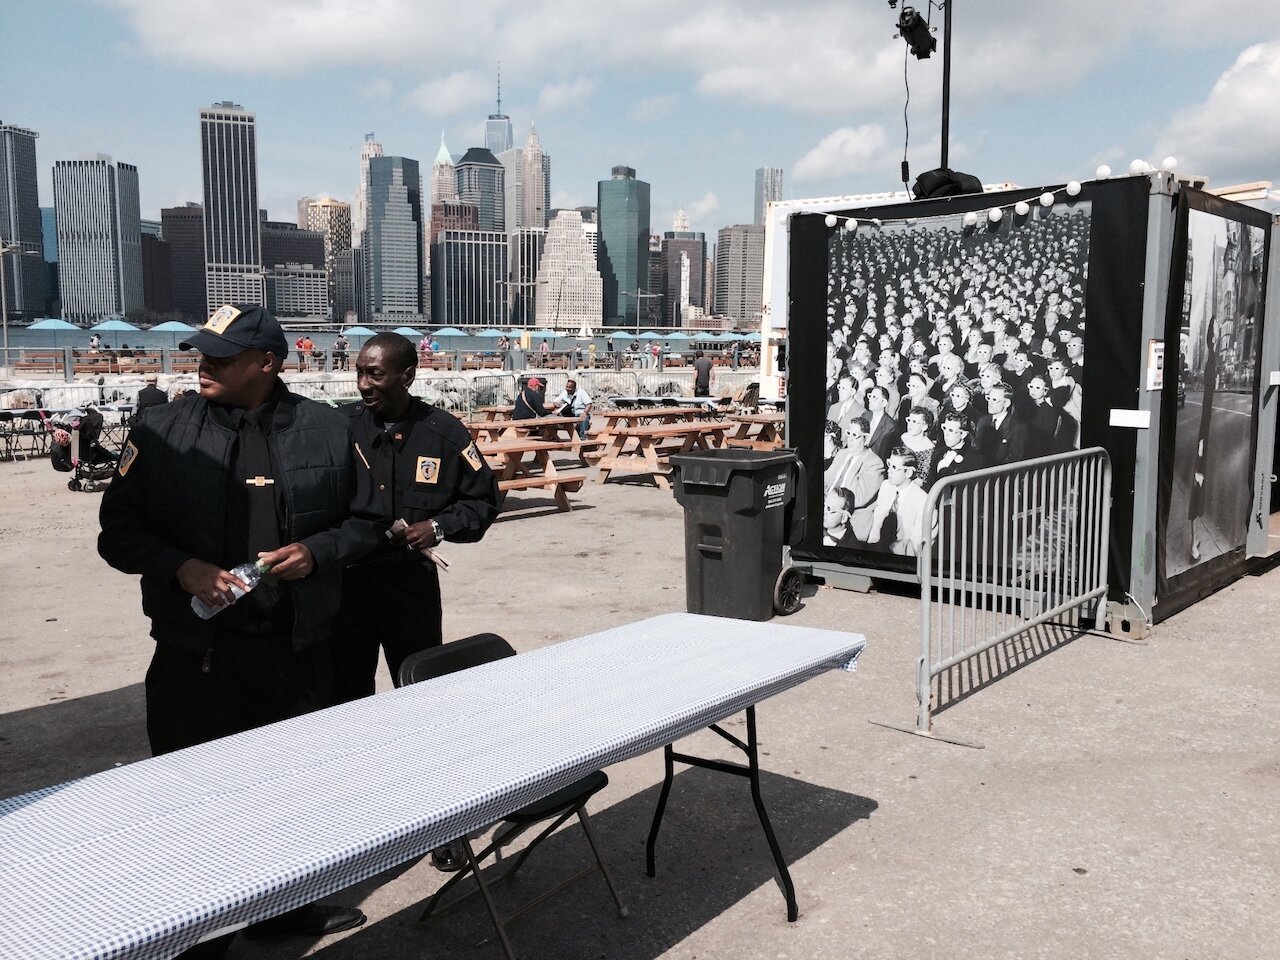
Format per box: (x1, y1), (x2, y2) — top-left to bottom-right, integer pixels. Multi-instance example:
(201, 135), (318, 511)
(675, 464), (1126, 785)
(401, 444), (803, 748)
(821, 202), (1092, 554)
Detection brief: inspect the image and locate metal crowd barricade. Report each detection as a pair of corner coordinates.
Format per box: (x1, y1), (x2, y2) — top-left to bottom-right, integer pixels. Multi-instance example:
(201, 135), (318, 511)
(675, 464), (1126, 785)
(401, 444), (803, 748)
(912, 448), (1112, 738)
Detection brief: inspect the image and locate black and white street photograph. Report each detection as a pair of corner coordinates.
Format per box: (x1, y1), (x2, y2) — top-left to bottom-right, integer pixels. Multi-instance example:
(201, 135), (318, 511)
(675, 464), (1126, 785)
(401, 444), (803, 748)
(821, 203), (1092, 554)
(1165, 207), (1266, 578)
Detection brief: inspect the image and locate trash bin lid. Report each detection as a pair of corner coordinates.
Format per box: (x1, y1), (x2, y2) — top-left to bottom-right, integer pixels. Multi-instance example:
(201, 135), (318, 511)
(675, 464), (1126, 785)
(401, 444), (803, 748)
(669, 448), (796, 487)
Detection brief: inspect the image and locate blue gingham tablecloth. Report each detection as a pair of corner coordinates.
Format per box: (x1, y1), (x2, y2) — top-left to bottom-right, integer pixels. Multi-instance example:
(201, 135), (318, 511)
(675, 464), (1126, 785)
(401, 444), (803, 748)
(0, 612), (864, 960)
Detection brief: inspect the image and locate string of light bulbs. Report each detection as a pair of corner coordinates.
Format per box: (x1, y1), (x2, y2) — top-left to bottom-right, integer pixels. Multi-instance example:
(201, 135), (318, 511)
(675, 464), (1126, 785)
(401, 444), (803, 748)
(812, 156), (1184, 233)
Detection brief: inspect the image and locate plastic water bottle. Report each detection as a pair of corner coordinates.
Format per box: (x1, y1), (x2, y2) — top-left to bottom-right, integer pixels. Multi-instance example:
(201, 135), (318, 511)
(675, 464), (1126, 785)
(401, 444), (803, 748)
(190, 559), (273, 620)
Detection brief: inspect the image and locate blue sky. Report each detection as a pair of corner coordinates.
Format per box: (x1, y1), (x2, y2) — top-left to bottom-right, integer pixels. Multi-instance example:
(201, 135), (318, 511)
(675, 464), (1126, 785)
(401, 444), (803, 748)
(5, 1), (1278, 233)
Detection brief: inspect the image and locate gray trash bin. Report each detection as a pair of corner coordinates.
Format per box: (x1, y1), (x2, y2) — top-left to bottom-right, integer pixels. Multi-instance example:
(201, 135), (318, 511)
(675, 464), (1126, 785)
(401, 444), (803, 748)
(669, 449), (807, 621)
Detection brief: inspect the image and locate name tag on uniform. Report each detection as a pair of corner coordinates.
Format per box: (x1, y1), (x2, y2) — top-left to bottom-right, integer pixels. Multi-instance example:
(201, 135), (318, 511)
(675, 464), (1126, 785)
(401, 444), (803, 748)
(462, 442), (484, 472)
(416, 456), (441, 484)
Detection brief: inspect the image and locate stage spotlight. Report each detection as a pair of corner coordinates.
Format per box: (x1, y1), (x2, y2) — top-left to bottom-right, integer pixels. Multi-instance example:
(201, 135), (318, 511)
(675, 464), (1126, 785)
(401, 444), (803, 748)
(897, 6), (936, 59)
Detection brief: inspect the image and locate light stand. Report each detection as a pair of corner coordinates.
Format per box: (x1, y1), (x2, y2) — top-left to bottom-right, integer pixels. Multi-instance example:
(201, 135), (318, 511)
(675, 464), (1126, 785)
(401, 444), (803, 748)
(893, 1), (980, 199)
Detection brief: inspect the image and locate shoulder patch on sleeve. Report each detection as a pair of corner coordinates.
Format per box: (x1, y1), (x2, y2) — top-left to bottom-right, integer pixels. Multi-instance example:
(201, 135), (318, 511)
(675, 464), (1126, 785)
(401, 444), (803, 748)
(462, 442), (484, 472)
(118, 440), (139, 477)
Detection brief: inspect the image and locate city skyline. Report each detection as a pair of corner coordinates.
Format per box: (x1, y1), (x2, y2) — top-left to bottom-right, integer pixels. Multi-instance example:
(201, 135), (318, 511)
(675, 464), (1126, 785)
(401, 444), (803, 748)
(7, 1), (1278, 239)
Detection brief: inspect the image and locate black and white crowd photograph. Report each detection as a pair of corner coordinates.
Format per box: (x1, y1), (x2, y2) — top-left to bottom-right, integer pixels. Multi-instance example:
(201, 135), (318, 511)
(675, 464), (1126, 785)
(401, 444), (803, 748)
(820, 202), (1092, 555)
(1165, 206), (1266, 578)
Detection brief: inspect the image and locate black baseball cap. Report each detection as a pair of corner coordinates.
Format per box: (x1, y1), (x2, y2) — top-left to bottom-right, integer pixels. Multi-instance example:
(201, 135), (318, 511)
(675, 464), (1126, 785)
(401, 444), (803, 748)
(180, 304), (290, 359)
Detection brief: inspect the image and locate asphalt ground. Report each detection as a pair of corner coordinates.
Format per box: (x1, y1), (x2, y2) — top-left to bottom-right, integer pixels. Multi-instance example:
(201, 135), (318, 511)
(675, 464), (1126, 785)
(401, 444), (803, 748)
(2, 444), (1278, 960)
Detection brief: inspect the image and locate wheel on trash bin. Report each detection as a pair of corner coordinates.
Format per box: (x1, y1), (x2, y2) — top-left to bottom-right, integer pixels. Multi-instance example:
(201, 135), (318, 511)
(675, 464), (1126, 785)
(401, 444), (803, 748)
(68, 479), (81, 491)
(773, 566), (804, 615)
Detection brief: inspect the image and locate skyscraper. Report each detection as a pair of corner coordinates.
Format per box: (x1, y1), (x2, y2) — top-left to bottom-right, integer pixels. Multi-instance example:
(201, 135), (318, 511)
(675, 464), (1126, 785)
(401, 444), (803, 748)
(535, 211), (602, 331)
(496, 144), (523, 232)
(507, 228), (545, 326)
(430, 133), (458, 205)
(661, 211), (706, 328)
(299, 197), (351, 319)
(431, 229), (507, 328)
(485, 70), (513, 156)
(521, 125), (550, 231)
(0, 121), (46, 321)
(161, 204), (206, 321)
(364, 155), (424, 317)
(754, 166), (783, 225)
(596, 165), (650, 326)
(200, 102), (263, 308)
(713, 224), (765, 325)
(52, 155), (144, 324)
(455, 148), (505, 232)
(353, 132), (384, 248)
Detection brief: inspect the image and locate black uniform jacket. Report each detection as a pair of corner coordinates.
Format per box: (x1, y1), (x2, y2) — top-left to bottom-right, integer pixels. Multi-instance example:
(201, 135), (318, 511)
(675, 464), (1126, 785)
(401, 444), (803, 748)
(98, 389), (383, 652)
(345, 398), (499, 563)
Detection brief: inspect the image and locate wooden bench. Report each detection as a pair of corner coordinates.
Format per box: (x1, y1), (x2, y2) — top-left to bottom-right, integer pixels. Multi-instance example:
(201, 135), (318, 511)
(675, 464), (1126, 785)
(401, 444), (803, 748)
(480, 437), (589, 511)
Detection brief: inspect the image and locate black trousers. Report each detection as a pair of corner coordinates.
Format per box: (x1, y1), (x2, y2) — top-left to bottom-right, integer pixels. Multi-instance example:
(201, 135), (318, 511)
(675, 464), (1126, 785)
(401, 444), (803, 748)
(145, 630), (331, 756)
(145, 630), (331, 958)
(329, 559), (442, 704)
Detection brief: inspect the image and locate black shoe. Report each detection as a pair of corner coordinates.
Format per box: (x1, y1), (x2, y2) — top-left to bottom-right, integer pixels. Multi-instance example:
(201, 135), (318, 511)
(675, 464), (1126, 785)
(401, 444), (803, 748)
(243, 903), (367, 939)
(430, 842), (467, 873)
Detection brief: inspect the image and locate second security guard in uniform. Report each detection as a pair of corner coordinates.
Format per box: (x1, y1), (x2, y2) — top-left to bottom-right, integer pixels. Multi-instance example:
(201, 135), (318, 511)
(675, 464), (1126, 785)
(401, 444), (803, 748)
(331, 333), (500, 703)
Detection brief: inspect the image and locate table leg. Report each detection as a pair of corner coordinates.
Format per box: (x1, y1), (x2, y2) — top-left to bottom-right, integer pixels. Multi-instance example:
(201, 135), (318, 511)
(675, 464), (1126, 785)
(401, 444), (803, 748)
(645, 706), (799, 921)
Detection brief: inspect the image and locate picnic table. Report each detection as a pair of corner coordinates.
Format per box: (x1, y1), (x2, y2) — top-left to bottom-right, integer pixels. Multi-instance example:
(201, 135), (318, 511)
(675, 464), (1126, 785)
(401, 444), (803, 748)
(607, 395), (727, 414)
(465, 415), (583, 443)
(0, 614), (863, 960)
(479, 437), (587, 511)
(725, 412), (786, 451)
(594, 421), (731, 489)
(473, 404), (515, 421)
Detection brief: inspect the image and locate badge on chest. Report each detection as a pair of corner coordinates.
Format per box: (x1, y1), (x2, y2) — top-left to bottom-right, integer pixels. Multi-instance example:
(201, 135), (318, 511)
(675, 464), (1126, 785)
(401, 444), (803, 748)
(415, 456), (441, 484)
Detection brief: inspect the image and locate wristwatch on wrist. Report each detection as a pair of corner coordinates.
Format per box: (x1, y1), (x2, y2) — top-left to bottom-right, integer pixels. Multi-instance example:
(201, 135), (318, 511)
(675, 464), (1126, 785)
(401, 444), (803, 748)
(429, 520), (444, 545)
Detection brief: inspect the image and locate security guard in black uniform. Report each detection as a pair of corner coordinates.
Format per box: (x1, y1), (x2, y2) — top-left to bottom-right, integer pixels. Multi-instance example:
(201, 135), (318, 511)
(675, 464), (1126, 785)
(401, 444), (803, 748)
(330, 332), (500, 704)
(98, 304), (381, 949)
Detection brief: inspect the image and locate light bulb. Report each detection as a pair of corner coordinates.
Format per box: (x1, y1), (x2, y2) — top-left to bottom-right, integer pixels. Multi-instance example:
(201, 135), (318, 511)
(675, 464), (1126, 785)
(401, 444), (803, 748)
(1096, 164), (1112, 179)
(871, 218), (882, 227)
(1066, 181), (1082, 197)
(988, 207), (1003, 223)
(963, 211), (978, 227)
(1039, 192), (1055, 207)
(1161, 156), (1178, 172)
(1129, 159), (1149, 175)
(1014, 200), (1030, 216)
(824, 214), (837, 228)
(845, 218), (858, 231)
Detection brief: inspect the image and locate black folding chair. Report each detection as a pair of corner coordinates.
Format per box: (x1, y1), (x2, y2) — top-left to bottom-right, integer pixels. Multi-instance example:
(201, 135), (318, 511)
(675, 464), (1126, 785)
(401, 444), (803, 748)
(398, 633), (627, 959)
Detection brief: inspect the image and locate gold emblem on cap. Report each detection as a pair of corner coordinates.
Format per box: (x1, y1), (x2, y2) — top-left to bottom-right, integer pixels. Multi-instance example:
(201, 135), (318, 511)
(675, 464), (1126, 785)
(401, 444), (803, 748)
(203, 305), (242, 334)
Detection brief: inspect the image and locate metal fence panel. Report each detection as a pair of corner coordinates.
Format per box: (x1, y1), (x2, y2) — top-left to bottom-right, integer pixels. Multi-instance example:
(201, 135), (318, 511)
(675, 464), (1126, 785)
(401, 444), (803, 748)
(916, 448), (1112, 733)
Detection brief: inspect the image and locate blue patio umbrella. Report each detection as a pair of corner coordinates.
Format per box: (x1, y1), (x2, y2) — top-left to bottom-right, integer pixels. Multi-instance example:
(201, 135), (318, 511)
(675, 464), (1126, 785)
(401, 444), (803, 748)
(27, 317), (79, 347)
(472, 329), (504, 338)
(638, 331), (664, 339)
(432, 327), (468, 337)
(91, 317), (141, 347)
(341, 325), (377, 337)
(741, 332), (762, 342)
(149, 319), (198, 348)
(665, 331), (692, 340)
(392, 327), (425, 339)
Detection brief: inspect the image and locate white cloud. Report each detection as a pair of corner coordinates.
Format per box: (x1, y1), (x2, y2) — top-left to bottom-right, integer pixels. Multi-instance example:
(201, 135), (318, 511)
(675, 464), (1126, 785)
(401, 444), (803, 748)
(361, 78), (393, 99)
(794, 125), (889, 182)
(1155, 41), (1280, 185)
(407, 71), (492, 116)
(536, 77), (596, 114)
(685, 192), (720, 228)
(630, 93), (680, 123)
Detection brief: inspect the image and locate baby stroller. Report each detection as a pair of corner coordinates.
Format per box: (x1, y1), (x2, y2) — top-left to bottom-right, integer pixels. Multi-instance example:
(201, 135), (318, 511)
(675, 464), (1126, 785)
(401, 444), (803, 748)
(52, 408), (118, 492)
